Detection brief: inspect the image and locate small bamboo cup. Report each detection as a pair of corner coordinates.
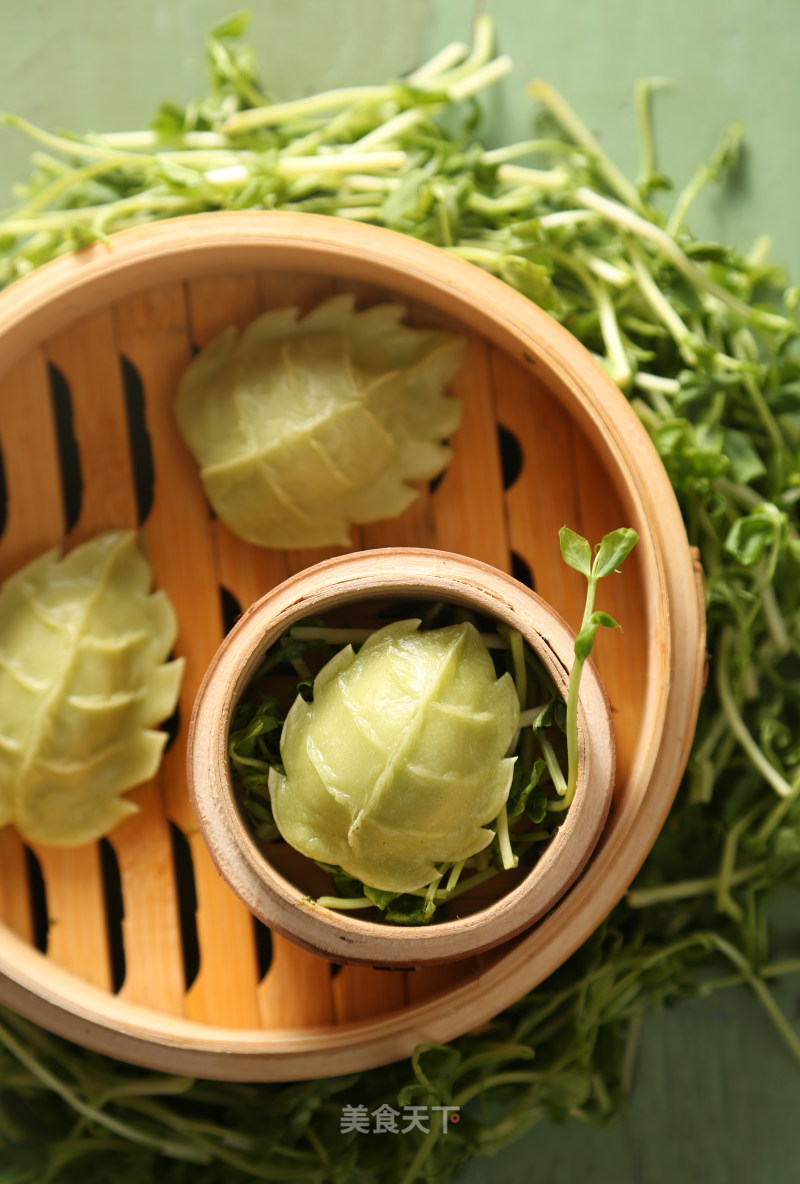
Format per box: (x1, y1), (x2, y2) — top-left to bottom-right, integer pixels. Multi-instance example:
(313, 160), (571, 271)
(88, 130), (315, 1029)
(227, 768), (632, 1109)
(187, 548), (615, 967)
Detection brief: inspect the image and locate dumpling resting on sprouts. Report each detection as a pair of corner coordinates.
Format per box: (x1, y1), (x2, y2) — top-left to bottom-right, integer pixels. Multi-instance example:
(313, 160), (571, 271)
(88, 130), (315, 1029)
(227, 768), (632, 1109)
(268, 619), (520, 894)
(0, 531), (184, 846)
(175, 294), (464, 549)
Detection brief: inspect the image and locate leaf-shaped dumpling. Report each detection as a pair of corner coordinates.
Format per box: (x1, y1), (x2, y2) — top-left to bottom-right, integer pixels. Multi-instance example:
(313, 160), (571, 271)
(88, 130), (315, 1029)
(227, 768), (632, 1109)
(175, 294), (465, 549)
(268, 620), (520, 893)
(0, 531), (185, 846)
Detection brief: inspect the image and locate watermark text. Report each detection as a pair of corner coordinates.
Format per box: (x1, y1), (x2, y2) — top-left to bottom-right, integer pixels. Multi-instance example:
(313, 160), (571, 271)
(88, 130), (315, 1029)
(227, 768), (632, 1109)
(340, 1103), (460, 1134)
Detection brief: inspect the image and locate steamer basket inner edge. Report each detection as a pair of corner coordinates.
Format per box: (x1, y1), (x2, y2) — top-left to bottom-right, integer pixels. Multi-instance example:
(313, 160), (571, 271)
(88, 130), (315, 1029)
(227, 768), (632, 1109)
(0, 245), (661, 1052)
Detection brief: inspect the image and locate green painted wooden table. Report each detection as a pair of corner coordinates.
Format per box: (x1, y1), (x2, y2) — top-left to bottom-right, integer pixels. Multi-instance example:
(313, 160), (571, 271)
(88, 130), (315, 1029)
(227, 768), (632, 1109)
(1, 2), (799, 1181)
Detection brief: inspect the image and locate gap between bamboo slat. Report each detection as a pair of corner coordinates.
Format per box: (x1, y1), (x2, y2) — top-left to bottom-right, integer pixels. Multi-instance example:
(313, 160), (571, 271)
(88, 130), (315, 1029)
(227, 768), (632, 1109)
(47, 310), (185, 1014)
(0, 351), (64, 950)
(431, 333), (509, 569)
(491, 346), (586, 618)
(0, 351), (64, 569)
(571, 428), (648, 801)
(341, 283), (462, 1010)
(187, 272), (335, 1030)
(0, 349), (110, 989)
(348, 283), (439, 552)
(29, 845), (110, 989)
(114, 283), (261, 1028)
(493, 345), (647, 800)
(261, 273), (413, 1022)
(0, 828), (32, 941)
(110, 783), (185, 1013)
(258, 273), (384, 1024)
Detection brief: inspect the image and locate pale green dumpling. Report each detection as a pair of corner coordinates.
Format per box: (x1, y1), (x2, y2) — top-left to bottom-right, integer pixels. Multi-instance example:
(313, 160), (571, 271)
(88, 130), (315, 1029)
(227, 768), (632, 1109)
(268, 620), (520, 894)
(0, 531), (184, 846)
(175, 294), (464, 549)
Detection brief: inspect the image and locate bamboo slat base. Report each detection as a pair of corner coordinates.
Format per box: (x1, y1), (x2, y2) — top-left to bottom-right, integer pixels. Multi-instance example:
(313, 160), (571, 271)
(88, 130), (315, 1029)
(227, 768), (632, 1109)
(0, 213), (705, 1080)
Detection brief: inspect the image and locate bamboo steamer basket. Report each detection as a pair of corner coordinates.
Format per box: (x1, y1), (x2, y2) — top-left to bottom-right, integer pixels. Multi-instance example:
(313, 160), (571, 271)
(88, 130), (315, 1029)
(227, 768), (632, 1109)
(0, 211), (705, 1081)
(188, 548), (616, 968)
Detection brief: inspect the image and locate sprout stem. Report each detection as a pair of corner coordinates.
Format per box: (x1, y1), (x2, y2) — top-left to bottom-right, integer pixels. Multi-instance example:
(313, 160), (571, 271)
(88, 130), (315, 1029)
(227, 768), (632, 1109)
(222, 86), (393, 134)
(495, 803), (518, 870)
(626, 238), (700, 365)
(508, 629), (527, 706)
(407, 41), (469, 83)
(528, 81), (645, 212)
(716, 627), (794, 797)
(315, 895), (375, 910)
(575, 186), (791, 331)
(495, 163), (570, 190)
(518, 704), (550, 727)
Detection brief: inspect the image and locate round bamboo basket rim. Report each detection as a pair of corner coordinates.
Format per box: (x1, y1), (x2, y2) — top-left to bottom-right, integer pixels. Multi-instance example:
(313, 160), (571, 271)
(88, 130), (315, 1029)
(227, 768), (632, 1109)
(0, 211), (706, 1080)
(187, 548), (616, 967)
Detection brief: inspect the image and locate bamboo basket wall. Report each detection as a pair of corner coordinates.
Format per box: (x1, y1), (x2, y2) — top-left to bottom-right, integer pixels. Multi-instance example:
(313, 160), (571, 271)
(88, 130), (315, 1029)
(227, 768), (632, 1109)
(188, 548), (617, 968)
(0, 212), (705, 1081)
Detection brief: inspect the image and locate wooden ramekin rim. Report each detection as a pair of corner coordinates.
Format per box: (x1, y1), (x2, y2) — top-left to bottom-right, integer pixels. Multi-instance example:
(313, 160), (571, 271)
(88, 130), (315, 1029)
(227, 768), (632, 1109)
(187, 547), (616, 967)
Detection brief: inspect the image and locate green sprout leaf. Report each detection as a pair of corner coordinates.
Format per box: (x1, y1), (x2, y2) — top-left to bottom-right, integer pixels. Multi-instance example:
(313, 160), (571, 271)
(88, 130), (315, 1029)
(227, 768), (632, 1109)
(561, 529), (637, 806)
(558, 525), (592, 575)
(722, 427), (768, 484)
(363, 885), (399, 911)
(508, 756), (548, 817)
(574, 610), (622, 661)
(724, 505), (783, 565)
(209, 10), (251, 39)
(592, 527), (640, 578)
